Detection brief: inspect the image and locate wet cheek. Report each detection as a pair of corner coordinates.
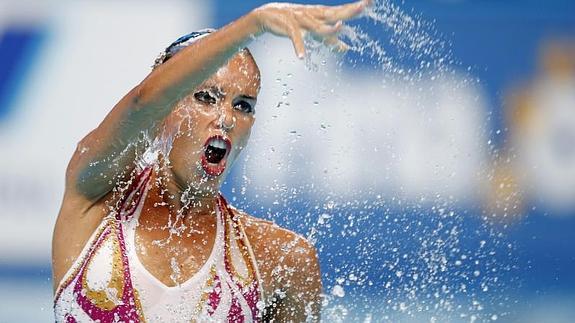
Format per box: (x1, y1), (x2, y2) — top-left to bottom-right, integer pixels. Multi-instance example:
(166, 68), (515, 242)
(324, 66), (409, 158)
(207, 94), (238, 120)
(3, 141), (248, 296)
(237, 119), (253, 136)
(174, 103), (214, 127)
(172, 136), (203, 162)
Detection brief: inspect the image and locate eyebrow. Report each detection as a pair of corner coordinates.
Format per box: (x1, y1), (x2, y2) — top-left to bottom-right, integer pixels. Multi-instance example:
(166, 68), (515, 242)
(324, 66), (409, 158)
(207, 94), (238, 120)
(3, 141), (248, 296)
(237, 94), (257, 101)
(206, 86), (226, 99)
(206, 86), (256, 101)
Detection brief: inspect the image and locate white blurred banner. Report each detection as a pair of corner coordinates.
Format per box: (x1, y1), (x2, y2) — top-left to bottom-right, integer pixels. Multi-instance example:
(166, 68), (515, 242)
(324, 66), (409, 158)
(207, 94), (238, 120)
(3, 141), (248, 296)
(243, 37), (488, 204)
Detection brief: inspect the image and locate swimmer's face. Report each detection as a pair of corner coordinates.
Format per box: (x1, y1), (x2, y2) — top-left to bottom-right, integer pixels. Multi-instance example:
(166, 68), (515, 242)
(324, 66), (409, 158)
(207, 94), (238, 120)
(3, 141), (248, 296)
(166, 50), (260, 195)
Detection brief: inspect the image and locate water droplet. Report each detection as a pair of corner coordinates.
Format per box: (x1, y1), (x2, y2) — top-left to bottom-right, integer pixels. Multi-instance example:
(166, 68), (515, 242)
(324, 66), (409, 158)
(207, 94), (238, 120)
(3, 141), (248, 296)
(331, 285), (345, 297)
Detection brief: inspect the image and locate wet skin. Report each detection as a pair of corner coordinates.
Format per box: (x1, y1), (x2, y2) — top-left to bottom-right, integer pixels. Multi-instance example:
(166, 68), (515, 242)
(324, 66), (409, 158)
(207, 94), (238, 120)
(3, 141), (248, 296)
(135, 52), (262, 288)
(163, 51), (260, 199)
(52, 52), (322, 319)
(53, 2), (370, 320)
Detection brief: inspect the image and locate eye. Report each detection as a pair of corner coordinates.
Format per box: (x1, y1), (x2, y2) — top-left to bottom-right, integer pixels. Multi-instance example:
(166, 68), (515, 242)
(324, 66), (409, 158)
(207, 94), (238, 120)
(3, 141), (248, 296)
(233, 98), (256, 114)
(194, 90), (216, 104)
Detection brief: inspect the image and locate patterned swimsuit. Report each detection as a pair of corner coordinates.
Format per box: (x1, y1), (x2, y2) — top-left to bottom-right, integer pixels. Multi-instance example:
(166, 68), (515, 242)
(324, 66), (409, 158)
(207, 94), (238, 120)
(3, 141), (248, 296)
(54, 166), (264, 322)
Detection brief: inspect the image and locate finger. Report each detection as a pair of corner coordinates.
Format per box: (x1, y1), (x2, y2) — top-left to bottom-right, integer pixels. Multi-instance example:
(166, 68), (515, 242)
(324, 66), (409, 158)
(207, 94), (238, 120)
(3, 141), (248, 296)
(296, 12), (342, 36)
(324, 36), (350, 53)
(319, 0), (369, 23)
(286, 23), (306, 59)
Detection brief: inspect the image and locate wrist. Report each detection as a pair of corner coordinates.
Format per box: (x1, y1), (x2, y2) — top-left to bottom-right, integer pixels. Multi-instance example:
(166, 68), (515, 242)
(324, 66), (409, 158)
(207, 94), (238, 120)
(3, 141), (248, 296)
(246, 8), (266, 36)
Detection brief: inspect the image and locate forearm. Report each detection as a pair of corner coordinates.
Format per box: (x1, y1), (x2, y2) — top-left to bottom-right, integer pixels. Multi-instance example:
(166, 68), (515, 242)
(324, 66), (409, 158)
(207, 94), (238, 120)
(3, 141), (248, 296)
(137, 11), (262, 108)
(107, 10), (264, 151)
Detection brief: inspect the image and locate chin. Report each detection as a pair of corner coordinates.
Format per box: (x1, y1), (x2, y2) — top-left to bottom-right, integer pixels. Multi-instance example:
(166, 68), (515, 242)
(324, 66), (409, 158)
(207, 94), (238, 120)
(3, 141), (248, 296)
(172, 135), (242, 195)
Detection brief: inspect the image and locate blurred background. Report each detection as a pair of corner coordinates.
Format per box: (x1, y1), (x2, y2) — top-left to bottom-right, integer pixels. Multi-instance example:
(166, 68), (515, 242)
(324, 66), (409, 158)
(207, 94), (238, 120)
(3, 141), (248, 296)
(0, 0), (574, 322)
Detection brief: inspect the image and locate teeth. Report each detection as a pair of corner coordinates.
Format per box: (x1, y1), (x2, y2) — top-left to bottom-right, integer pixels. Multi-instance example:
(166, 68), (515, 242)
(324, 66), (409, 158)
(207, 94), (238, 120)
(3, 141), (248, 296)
(209, 138), (227, 149)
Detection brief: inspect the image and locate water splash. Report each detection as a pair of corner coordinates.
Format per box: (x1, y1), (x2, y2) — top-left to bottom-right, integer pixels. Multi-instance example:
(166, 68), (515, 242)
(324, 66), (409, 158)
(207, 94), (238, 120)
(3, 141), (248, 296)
(232, 0), (516, 321)
(96, 0), (517, 320)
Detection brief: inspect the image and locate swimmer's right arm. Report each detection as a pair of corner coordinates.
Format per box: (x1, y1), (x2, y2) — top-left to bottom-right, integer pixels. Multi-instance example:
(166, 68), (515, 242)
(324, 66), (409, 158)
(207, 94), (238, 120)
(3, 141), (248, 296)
(67, 0), (371, 202)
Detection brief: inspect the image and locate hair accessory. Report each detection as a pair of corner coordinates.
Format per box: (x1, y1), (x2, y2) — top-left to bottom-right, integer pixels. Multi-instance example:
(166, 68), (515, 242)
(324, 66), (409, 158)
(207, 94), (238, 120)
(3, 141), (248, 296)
(152, 28), (216, 68)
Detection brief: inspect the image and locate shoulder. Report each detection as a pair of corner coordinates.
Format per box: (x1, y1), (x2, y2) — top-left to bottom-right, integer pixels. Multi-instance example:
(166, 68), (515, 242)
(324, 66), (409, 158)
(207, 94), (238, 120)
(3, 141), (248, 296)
(232, 206), (318, 262)
(230, 205), (320, 289)
(230, 206), (322, 320)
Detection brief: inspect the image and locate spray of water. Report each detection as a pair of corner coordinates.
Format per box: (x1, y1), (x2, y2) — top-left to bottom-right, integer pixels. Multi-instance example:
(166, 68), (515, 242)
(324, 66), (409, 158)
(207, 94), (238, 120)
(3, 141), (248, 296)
(227, 0), (515, 321)
(99, 0), (516, 320)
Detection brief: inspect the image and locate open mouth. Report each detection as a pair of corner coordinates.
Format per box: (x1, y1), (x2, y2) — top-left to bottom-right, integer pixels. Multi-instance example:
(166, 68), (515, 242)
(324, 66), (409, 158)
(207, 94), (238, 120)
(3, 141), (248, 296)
(201, 135), (232, 176)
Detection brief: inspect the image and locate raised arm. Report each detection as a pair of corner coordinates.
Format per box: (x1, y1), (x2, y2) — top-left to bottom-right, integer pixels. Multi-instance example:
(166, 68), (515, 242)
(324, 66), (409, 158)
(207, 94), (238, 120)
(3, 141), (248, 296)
(66, 0), (371, 202)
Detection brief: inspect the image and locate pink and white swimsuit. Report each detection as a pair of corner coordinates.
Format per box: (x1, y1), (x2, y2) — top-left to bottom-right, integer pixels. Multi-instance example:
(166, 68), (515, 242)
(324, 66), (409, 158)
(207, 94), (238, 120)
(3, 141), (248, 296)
(54, 166), (264, 322)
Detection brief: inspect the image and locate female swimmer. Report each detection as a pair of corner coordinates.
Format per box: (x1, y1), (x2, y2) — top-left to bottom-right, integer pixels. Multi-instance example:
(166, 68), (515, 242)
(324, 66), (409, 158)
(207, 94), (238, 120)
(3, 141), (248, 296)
(52, 1), (370, 321)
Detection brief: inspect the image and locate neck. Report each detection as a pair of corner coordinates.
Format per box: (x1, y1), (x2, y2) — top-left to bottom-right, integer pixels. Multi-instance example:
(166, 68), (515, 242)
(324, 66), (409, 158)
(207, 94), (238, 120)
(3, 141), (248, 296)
(136, 168), (218, 237)
(177, 191), (218, 218)
(158, 162), (219, 219)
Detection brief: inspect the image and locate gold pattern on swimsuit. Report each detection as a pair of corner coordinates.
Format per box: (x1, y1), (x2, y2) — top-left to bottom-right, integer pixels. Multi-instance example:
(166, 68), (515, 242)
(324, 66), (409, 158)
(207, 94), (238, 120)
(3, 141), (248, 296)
(192, 265), (218, 320)
(81, 224), (125, 310)
(223, 205), (255, 287)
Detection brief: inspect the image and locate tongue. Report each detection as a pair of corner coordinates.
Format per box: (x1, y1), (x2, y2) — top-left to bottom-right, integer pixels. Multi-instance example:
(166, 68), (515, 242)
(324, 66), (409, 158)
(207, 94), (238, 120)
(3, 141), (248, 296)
(205, 145), (226, 164)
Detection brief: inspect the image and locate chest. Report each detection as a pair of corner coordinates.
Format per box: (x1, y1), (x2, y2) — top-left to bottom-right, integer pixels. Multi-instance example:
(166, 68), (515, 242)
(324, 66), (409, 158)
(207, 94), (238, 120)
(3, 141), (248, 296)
(134, 213), (218, 287)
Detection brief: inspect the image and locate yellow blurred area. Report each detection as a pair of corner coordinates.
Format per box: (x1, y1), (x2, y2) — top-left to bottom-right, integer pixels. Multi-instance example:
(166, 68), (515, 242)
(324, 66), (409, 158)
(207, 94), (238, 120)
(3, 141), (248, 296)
(487, 38), (575, 222)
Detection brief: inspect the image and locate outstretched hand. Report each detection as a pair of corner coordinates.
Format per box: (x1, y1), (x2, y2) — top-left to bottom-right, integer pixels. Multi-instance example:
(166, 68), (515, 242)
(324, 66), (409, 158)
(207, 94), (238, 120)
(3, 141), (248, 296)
(253, 0), (372, 59)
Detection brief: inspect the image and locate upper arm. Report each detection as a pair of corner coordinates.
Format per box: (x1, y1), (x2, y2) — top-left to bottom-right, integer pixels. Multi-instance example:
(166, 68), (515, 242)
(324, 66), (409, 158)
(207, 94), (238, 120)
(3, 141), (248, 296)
(275, 237), (322, 322)
(242, 216), (322, 322)
(52, 190), (108, 291)
(64, 85), (144, 201)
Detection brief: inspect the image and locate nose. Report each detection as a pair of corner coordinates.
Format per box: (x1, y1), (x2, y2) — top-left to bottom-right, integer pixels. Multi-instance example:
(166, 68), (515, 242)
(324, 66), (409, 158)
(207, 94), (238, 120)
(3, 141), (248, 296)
(217, 105), (236, 132)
